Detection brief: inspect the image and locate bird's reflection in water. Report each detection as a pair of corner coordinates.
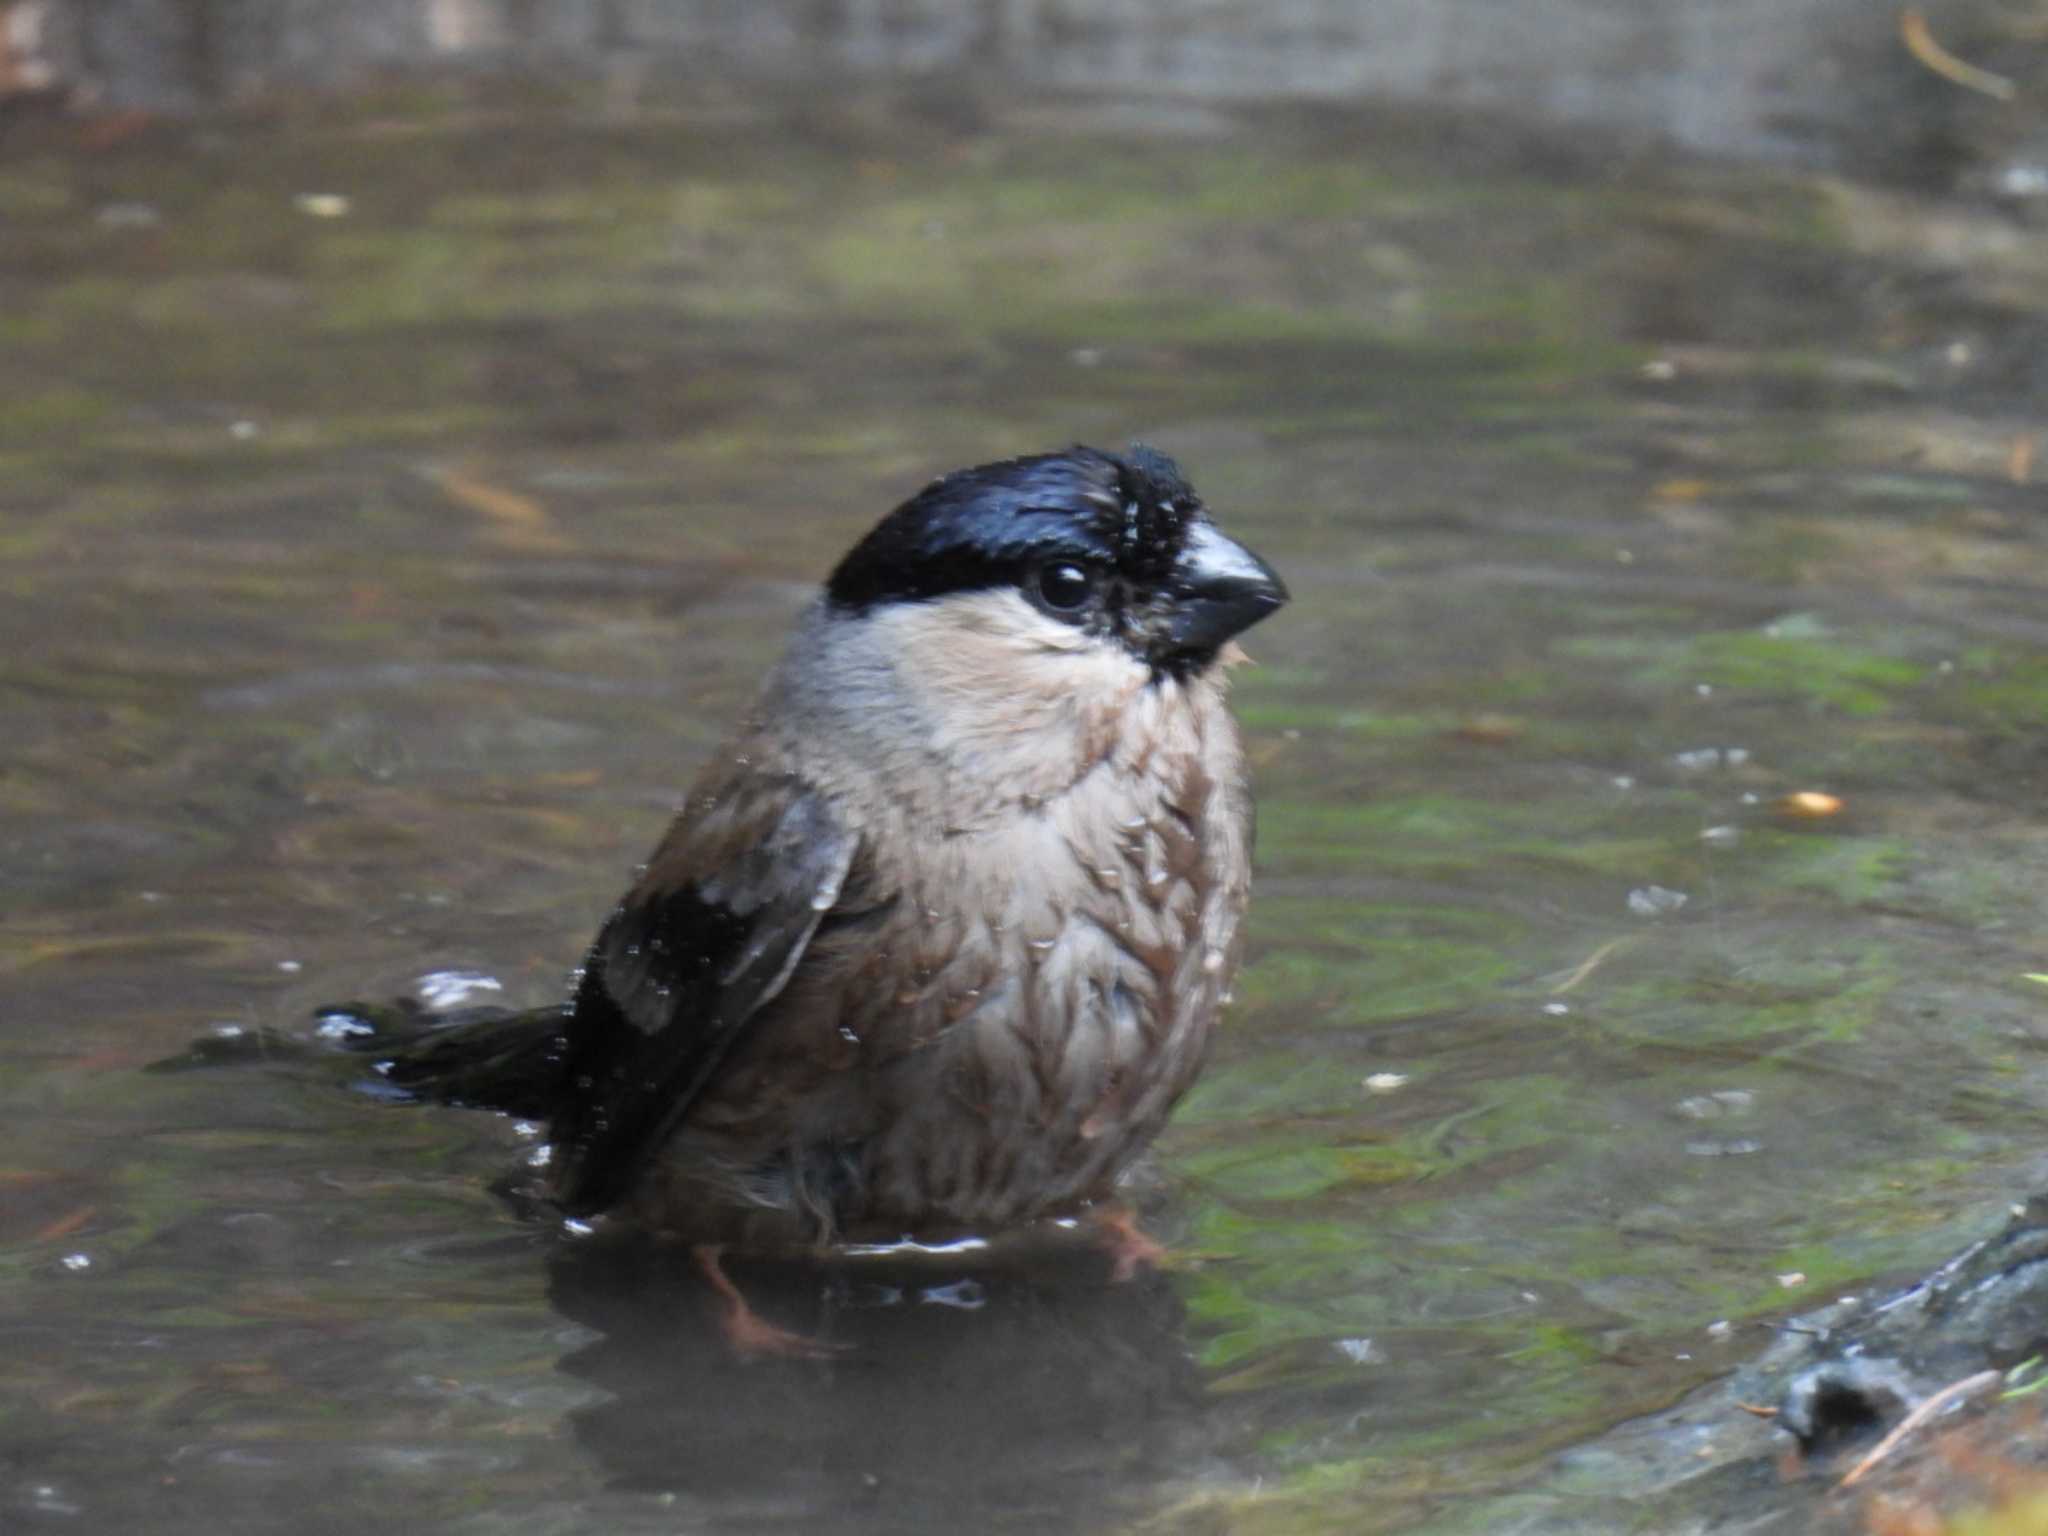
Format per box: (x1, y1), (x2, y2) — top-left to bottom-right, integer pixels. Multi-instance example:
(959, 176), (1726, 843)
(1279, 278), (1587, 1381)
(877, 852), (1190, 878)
(549, 1232), (1212, 1532)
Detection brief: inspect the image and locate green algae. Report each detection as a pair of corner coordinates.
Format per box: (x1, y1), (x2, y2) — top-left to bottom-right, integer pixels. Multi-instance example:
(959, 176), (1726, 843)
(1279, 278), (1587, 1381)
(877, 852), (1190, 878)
(1555, 626), (1928, 715)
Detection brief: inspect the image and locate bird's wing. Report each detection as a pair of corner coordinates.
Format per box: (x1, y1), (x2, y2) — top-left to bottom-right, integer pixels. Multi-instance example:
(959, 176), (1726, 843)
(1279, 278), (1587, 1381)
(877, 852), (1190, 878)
(549, 769), (860, 1214)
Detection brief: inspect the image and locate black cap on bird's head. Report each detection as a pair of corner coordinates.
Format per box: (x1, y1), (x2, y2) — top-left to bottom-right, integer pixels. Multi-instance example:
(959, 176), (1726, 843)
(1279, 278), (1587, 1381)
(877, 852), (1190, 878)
(826, 445), (1288, 675)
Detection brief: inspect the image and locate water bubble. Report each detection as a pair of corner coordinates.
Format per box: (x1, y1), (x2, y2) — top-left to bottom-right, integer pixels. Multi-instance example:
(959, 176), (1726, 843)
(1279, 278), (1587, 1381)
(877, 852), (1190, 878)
(1627, 885), (1688, 917)
(96, 201), (161, 229)
(1996, 163), (2048, 198)
(314, 1012), (375, 1041)
(28, 1484), (80, 1515)
(1685, 1138), (1763, 1157)
(415, 970), (503, 1010)
(1676, 1090), (1754, 1119)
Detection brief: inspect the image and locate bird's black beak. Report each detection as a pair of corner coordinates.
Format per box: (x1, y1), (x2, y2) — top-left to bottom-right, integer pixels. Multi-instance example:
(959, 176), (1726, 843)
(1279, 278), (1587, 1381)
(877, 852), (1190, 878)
(1160, 521), (1290, 659)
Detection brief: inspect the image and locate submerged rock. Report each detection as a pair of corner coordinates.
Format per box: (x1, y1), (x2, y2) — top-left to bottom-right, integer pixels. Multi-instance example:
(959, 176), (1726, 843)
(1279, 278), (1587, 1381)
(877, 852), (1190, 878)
(1757, 1193), (2048, 1451)
(1474, 1196), (2048, 1533)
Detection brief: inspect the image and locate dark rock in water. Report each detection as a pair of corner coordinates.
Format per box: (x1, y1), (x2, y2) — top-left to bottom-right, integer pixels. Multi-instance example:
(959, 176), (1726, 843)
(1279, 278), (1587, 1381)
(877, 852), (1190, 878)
(1475, 1196), (2048, 1534)
(1776, 1356), (1917, 1454)
(1759, 1193), (2048, 1452)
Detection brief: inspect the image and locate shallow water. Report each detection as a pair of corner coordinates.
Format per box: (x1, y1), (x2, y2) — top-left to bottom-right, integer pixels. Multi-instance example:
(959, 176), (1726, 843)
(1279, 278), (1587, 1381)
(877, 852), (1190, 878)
(5, 62), (2048, 1536)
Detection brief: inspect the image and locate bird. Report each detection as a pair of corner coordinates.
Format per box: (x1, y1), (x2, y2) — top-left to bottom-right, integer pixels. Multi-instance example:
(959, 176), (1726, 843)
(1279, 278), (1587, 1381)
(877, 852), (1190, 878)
(354, 444), (1287, 1353)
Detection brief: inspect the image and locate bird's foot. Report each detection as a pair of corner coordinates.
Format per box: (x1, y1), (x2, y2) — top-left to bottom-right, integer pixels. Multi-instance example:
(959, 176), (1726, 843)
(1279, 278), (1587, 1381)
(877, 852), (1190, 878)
(692, 1243), (848, 1361)
(721, 1302), (850, 1360)
(1091, 1203), (1170, 1282)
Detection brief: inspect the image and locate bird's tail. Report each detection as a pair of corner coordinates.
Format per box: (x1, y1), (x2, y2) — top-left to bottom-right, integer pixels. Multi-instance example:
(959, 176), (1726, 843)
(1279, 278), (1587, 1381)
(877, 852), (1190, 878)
(316, 998), (567, 1118)
(149, 995), (567, 1120)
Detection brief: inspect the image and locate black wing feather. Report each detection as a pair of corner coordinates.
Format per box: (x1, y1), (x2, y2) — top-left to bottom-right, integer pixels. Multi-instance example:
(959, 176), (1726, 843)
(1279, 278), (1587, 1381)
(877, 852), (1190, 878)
(549, 784), (857, 1215)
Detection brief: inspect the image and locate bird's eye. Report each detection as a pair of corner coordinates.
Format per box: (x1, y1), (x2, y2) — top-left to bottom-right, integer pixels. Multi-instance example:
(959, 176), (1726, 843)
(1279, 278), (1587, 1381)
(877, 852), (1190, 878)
(1035, 561), (1095, 612)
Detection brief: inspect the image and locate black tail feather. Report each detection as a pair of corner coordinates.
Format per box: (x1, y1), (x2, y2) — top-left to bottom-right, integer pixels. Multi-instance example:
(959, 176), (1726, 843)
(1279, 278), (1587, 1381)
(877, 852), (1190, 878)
(316, 998), (568, 1120)
(149, 997), (568, 1122)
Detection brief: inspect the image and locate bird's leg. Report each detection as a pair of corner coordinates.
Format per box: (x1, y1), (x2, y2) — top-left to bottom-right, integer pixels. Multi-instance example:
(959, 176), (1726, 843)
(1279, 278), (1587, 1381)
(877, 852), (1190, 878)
(1090, 1203), (1170, 1282)
(691, 1243), (846, 1359)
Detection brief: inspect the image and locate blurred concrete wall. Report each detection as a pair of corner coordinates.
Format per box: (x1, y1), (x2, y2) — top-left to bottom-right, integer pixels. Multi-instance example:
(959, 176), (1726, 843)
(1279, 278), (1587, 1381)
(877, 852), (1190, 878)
(11, 0), (2009, 176)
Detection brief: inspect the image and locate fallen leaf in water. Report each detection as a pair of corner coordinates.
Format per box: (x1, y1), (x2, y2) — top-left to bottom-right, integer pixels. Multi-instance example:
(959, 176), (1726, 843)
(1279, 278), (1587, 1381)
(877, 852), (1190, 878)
(31, 1205), (96, 1244)
(1776, 791), (1844, 819)
(293, 192), (352, 218)
(1455, 714), (1523, 744)
(429, 463), (571, 553)
(77, 110), (155, 151)
(1900, 8), (2016, 100)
